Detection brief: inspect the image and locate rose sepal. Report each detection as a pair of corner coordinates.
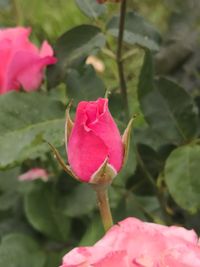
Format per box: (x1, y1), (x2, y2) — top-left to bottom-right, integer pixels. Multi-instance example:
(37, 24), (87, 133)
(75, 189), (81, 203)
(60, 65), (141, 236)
(121, 114), (136, 168)
(90, 157), (117, 185)
(47, 142), (79, 181)
(65, 101), (74, 145)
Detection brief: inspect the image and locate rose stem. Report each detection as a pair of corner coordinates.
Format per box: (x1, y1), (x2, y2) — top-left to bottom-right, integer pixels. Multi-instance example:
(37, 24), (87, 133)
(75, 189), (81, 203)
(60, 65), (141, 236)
(92, 184), (113, 232)
(117, 0), (129, 120)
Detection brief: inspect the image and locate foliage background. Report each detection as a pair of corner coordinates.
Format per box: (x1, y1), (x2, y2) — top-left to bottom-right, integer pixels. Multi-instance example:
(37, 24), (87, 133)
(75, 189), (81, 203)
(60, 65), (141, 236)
(0, 0), (200, 266)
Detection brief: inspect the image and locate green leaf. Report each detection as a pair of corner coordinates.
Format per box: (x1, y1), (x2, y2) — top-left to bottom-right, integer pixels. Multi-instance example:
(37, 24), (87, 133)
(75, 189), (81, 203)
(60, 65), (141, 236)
(136, 144), (163, 179)
(24, 183), (70, 241)
(107, 11), (161, 51)
(0, 168), (19, 192)
(134, 127), (168, 150)
(114, 193), (147, 221)
(79, 215), (104, 246)
(45, 251), (65, 267)
(165, 144), (200, 213)
(0, 191), (19, 211)
(0, 218), (30, 239)
(0, 92), (65, 169)
(66, 64), (105, 104)
(0, 168), (20, 211)
(0, 233), (46, 267)
(76, 0), (106, 18)
(47, 25), (106, 88)
(62, 183), (96, 217)
(138, 51), (199, 145)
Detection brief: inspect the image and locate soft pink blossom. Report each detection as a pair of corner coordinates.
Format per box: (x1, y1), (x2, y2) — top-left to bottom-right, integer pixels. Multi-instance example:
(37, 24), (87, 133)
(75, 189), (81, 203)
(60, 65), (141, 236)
(18, 168), (49, 182)
(60, 217), (200, 267)
(0, 27), (56, 94)
(67, 98), (124, 182)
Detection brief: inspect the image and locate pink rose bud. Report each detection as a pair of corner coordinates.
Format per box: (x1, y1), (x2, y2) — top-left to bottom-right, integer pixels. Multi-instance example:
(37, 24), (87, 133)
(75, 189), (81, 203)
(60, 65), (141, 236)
(0, 27), (57, 94)
(18, 168), (49, 182)
(67, 98), (124, 183)
(60, 217), (200, 267)
(48, 98), (133, 184)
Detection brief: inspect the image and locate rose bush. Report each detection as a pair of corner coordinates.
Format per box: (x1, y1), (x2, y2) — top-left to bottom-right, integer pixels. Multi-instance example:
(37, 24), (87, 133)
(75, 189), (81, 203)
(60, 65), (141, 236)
(61, 217), (200, 267)
(0, 27), (56, 94)
(66, 98), (124, 183)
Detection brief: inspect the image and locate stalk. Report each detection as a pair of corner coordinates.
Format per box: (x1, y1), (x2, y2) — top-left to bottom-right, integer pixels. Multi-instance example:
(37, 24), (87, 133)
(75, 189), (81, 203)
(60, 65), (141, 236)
(116, 0), (129, 119)
(92, 184), (113, 232)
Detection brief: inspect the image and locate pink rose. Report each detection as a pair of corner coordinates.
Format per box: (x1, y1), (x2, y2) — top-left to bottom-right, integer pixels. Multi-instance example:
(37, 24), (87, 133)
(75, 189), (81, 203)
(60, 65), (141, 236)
(67, 98), (124, 183)
(0, 27), (56, 94)
(60, 217), (200, 267)
(18, 168), (49, 182)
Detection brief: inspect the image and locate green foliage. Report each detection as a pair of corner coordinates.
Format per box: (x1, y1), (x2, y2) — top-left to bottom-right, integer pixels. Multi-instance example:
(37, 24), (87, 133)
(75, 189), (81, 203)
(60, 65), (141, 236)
(47, 25), (106, 88)
(0, 92), (65, 169)
(62, 184), (96, 217)
(24, 183), (70, 242)
(107, 12), (161, 51)
(79, 215), (104, 246)
(76, 0), (106, 18)
(0, 233), (46, 267)
(66, 64), (105, 104)
(165, 144), (200, 213)
(138, 51), (199, 144)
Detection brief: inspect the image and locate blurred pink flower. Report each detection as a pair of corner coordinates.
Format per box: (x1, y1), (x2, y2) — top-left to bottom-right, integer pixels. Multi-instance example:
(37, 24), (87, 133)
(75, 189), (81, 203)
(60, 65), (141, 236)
(0, 27), (56, 94)
(60, 217), (200, 267)
(18, 168), (49, 182)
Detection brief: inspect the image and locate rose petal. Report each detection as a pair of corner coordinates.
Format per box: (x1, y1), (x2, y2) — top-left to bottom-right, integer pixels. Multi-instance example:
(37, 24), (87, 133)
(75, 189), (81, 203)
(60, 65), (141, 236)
(93, 251), (128, 267)
(68, 123), (108, 182)
(40, 40), (54, 57)
(86, 98), (124, 172)
(4, 51), (56, 91)
(17, 56), (56, 91)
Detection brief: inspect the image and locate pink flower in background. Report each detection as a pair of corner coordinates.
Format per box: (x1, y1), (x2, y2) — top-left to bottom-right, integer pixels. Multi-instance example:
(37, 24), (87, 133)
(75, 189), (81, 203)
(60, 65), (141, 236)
(0, 27), (56, 94)
(60, 217), (200, 267)
(18, 168), (49, 182)
(67, 98), (124, 183)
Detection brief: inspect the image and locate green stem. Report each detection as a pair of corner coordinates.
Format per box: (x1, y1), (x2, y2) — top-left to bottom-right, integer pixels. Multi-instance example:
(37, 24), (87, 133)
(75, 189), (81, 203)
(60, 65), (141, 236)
(92, 184), (113, 232)
(117, 0), (129, 119)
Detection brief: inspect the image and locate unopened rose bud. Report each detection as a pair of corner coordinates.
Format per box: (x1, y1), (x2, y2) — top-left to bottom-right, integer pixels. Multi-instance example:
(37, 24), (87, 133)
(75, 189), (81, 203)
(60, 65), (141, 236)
(67, 98), (124, 183)
(49, 98), (134, 185)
